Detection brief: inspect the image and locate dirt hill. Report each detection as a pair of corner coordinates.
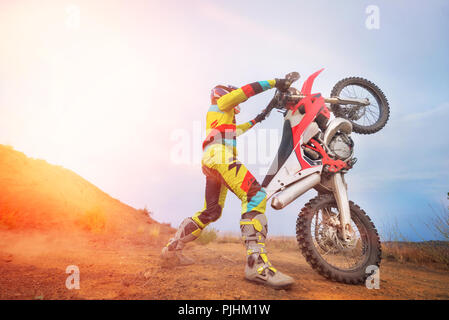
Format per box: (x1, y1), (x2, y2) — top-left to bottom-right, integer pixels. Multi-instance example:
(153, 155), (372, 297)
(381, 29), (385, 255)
(0, 144), (159, 234)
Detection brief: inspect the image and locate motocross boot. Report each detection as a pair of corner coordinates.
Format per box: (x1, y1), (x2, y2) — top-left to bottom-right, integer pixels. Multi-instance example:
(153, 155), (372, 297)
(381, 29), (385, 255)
(240, 212), (294, 289)
(160, 217), (201, 266)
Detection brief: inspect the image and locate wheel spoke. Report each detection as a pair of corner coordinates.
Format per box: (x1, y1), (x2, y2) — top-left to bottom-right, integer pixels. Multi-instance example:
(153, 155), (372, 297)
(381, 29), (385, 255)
(337, 84), (383, 127)
(308, 204), (368, 271)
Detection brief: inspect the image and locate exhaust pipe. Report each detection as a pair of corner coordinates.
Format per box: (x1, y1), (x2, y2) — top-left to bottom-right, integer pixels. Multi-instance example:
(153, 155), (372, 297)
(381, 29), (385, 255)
(271, 173), (321, 210)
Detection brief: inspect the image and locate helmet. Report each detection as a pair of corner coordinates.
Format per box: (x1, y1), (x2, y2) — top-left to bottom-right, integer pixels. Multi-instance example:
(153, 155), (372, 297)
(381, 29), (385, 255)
(211, 85), (238, 104)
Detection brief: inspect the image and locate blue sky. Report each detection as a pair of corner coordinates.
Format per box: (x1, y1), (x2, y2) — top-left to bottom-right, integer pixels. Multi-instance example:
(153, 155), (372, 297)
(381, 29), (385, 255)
(0, 0), (448, 240)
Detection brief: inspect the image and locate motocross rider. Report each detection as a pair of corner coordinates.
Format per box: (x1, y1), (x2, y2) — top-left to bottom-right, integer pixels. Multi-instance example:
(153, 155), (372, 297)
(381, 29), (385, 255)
(161, 77), (296, 289)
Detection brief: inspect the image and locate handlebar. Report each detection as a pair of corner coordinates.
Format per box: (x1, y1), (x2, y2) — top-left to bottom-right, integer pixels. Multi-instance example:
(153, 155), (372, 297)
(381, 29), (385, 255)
(259, 70), (370, 121)
(289, 94), (370, 106)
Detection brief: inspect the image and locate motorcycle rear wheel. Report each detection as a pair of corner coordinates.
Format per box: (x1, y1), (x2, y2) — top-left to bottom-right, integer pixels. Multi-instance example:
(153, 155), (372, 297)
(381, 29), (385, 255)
(296, 194), (381, 285)
(330, 77), (389, 134)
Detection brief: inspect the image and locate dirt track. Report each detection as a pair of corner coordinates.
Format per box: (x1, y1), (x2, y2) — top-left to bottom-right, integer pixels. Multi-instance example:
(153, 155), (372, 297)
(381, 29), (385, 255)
(1, 230), (448, 300)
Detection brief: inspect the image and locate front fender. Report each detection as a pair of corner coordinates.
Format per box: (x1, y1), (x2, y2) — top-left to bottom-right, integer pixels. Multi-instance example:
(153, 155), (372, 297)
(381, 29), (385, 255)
(323, 118), (353, 147)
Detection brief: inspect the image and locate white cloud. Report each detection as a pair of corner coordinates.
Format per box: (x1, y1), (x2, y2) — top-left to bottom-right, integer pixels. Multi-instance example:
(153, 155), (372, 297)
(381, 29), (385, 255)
(400, 102), (449, 123)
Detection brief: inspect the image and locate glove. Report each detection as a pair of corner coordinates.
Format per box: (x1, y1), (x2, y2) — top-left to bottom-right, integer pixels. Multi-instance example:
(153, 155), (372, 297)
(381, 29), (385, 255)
(275, 78), (291, 92)
(253, 110), (268, 123)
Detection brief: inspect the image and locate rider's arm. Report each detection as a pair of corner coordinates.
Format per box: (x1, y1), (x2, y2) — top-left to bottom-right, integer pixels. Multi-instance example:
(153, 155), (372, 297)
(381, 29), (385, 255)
(236, 120), (257, 137)
(217, 80), (277, 112)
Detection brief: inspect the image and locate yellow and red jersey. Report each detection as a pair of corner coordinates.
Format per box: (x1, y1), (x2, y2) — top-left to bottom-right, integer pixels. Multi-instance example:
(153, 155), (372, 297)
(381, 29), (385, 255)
(203, 80), (277, 154)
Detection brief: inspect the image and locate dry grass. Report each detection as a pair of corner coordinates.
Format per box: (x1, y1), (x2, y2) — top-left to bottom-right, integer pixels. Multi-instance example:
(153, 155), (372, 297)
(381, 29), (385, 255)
(137, 206), (153, 218)
(382, 241), (449, 269)
(266, 236), (298, 252)
(148, 224), (160, 238)
(426, 197), (449, 241)
(196, 227), (219, 245)
(380, 197), (449, 269)
(141, 224), (163, 245)
(217, 232), (241, 244)
(216, 233), (299, 252)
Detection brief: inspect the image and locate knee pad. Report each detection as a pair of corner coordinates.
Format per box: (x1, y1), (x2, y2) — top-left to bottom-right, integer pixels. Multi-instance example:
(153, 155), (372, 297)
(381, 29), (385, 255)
(167, 218), (202, 251)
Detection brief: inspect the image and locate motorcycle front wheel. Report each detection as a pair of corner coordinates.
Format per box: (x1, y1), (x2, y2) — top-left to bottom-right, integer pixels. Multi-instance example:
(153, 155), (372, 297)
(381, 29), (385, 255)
(296, 194), (381, 284)
(330, 77), (389, 134)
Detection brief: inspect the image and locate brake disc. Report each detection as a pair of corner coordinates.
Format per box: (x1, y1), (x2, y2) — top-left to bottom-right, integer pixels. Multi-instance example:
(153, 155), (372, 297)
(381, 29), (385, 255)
(345, 105), (365, 121)
(320, 214), (358, 253)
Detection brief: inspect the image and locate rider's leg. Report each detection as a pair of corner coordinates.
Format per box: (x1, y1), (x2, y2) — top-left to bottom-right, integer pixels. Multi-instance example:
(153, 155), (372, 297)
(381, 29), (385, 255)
(161, 176), (227, 265)
(192, 178), (228, 229)
(240, 210), (293, 289)
(203, 151), (294, 289)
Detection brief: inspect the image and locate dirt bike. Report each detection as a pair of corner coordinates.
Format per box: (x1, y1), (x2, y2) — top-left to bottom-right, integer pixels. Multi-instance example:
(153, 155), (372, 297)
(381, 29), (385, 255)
(260, 70), (388, 284)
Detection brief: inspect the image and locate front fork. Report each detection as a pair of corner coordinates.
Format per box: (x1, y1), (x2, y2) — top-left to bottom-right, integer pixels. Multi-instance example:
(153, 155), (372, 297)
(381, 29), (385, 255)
(331, 173), (353, 242)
